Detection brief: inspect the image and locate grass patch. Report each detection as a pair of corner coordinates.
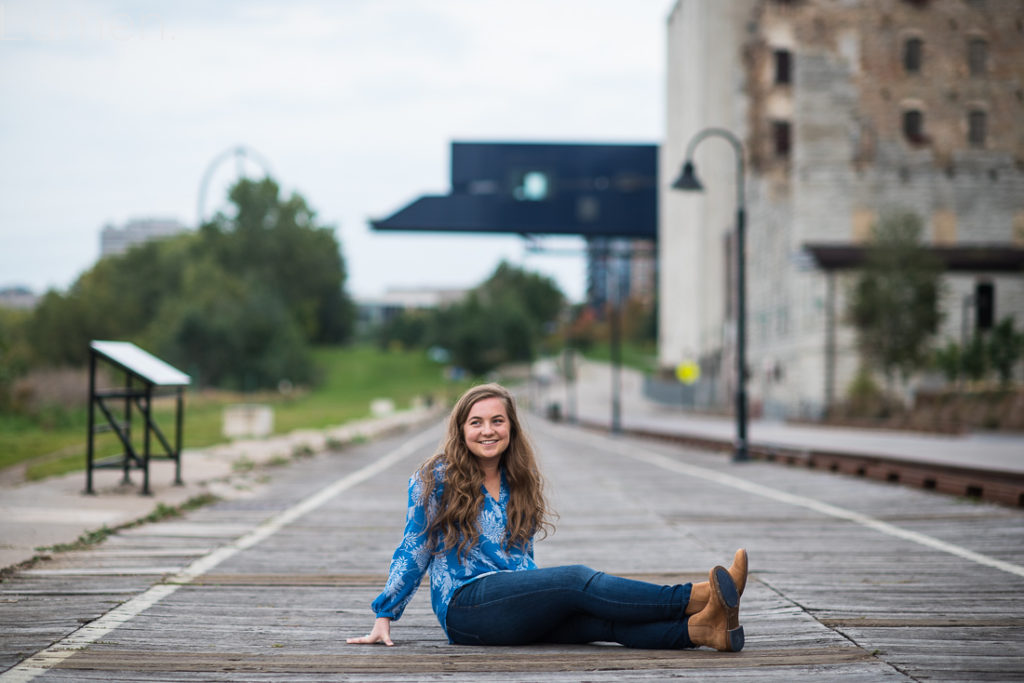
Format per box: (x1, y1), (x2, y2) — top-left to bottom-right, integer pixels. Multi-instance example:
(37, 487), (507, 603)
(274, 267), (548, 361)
(35, 525), (116, 554)
(231, 457), (256, 473)
(0, 414), (89, 470)
(5, 345), (471, 482)
(580, 342), (658, 374)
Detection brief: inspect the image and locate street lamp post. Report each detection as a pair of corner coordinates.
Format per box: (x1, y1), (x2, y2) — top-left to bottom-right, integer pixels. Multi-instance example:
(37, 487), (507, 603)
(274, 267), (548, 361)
(671, 127), (749, 462)
(960, 293), (974, 389)
(608, 241), (623, 435)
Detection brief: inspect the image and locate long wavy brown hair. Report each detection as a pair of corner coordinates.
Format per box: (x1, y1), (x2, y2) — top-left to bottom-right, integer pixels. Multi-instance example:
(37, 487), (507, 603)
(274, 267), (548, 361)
(417, 383), (555, 558)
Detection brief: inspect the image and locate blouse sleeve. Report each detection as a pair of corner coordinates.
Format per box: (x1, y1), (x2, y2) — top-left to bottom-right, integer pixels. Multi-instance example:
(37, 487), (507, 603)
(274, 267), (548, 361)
(370, 471), (436, 621)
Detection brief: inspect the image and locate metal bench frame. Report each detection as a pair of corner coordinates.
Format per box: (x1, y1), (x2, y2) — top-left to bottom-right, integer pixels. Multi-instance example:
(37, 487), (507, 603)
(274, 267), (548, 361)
(86, 341), (191, 495)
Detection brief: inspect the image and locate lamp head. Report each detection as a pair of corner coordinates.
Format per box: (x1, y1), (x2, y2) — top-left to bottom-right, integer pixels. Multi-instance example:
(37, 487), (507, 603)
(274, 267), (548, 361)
(671, 160), (703, 192)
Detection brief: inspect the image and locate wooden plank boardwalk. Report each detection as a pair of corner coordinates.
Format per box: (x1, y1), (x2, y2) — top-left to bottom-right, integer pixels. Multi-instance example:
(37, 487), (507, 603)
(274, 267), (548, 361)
(2, 416), (1023, 681)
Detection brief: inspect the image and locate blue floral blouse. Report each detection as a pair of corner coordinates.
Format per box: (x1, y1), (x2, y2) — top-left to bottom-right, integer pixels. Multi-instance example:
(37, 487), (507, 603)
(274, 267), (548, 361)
(370, 463), (537, 639)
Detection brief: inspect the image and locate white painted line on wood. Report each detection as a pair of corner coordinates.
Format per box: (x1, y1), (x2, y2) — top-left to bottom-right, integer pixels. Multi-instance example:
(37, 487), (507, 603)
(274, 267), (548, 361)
(580, 431), (1024, 579)
(126, 522), (255, 537)
(86, 548), (213, 557)
(0, 428), (435, 683)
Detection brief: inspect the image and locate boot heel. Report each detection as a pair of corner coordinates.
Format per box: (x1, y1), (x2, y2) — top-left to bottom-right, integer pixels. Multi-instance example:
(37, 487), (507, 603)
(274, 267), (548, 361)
(689, 565), (745, 652)
(727, 625), (745, 652)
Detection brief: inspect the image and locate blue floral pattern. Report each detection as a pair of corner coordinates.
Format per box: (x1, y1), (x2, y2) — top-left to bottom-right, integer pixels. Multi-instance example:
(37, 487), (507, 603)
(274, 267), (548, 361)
(370, 463), (537, 639)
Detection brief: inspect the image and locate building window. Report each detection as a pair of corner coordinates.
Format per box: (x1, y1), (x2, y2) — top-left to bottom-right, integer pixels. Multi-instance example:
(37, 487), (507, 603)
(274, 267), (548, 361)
(903, 37), (923, 74)
(903, 109), (926, 144)
(513, 171), (550, 201)
(968, 110), (987, 147)
(975, 282), (994, 330)
(772, 120), (792, 157)
(774, 49), (792, 85)
(968, 38), (988, 75)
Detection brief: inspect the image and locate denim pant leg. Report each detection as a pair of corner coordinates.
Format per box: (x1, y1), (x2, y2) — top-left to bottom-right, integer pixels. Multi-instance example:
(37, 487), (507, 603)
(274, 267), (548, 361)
(445, 565), (693, 649)
(540, 613), (692, 649)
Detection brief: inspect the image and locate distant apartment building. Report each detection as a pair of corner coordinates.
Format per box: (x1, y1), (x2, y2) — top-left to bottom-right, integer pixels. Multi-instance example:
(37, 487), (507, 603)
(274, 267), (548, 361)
(356, 287), (469, 331)
(100, 218), (189, 258)
(0, 286), (39, 310)
(660, 0), (1024, 418)
(586, 238), (657, 312)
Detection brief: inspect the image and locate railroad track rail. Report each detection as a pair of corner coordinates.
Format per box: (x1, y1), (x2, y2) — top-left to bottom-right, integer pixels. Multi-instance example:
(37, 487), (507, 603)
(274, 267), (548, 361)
(584, 421), (1024, 508)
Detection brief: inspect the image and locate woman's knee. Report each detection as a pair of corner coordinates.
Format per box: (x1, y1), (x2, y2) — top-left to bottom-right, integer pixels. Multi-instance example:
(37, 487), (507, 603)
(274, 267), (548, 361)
(561, 564), (600, 587)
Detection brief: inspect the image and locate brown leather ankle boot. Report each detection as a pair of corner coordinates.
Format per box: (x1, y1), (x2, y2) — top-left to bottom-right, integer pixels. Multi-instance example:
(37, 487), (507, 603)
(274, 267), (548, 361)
(686, 566), (744, 652)
(684, 581), (710, 615)
(729, 548), (748, 596)
(685, 549), (748, 616)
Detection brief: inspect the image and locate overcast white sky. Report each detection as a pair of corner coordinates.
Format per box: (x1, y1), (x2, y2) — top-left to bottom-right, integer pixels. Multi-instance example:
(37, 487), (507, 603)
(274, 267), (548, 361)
(0, 0), (669, 302)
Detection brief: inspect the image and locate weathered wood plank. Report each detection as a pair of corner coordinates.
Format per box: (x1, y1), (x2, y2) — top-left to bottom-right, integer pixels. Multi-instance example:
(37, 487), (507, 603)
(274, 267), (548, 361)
(54, 646), (877, 673)
(4, 420), (1023, 681)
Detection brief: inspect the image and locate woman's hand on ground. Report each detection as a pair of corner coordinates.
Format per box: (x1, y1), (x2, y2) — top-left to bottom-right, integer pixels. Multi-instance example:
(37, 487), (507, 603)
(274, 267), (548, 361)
(346, 617), (394, 646)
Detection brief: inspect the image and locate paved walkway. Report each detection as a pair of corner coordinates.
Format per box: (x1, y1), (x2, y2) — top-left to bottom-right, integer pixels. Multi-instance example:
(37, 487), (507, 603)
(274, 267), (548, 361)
(2, 412), (1022, 680)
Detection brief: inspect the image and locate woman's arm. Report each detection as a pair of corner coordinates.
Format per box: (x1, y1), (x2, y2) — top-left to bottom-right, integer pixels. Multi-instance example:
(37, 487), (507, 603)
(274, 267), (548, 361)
(349, 472), (437, 645)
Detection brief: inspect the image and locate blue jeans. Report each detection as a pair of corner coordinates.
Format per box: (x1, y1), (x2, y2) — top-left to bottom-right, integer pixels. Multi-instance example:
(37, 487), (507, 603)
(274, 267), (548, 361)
(445, 565), (694, 649)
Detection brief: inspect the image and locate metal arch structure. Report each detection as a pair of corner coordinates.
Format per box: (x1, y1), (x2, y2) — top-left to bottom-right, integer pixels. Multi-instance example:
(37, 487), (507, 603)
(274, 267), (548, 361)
(196, 145), (275, 227)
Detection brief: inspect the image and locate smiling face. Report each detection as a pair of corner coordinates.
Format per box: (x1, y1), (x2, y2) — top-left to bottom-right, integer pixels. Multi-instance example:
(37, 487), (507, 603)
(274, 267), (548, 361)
(462, 396), (511, 467)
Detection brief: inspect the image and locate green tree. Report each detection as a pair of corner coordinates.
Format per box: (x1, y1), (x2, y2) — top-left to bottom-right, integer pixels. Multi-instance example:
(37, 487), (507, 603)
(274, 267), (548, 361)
(961, 333), (989, 382)
(988, 317), (1024, 385)
(202, 177), (355, 343)
(443, 298), (505, 376)
(475, 261), (565, 335)
(375, 261), (566, 376)
(22, 176), (352, 391)
(932, 340), (962, 383)
(448, 293), (536, 373)
(157, 262), (313, 391)
(26, 236), (193, 366)
(24, 290), (91, 366)
(0, 307), (33, 410)
(848, 211), (944, 390)
(376, 309), (433, 351)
